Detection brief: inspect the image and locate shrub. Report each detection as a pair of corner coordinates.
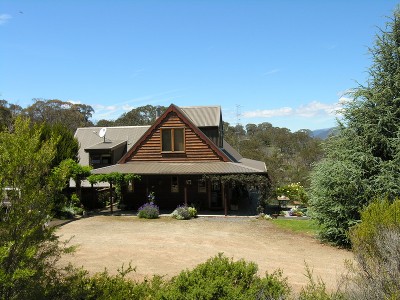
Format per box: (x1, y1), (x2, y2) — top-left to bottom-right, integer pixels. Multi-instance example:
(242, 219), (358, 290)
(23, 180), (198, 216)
(343, 199), (400, 299)
(46, 264), (165, 300)
(137, 202), (159, 219)
(59, 205), (83, 219)
(171, 205), (197, 220)
(299, 265), (345, 300)
(160, 253), (291, 299)
(188, 206), (197, 218)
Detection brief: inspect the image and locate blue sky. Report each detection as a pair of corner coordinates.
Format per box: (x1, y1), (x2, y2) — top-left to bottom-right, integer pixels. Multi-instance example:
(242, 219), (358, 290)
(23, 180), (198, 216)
(1, 1), (399, 131)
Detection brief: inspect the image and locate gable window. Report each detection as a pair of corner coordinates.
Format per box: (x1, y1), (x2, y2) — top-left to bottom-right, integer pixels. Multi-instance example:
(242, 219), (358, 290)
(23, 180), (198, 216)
(161, 128), (185, 152)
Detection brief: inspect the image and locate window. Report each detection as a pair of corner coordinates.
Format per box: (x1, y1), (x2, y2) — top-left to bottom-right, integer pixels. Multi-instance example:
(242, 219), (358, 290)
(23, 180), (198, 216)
(91, 155), (101, 164)
(171, 176), (179, 193)
(161, 128), (185, 152)
(101, 154), (111, 164)
(90, 154), (111, 165)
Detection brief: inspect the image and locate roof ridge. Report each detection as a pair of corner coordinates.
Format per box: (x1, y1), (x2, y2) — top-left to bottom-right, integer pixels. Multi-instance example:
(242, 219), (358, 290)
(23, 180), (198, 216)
(77, 125), (151, 130)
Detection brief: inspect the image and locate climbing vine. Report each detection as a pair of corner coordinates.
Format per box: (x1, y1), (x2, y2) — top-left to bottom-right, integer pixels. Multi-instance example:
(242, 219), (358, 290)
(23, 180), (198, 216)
(88, 172), (140, 212)
(202, 174), (271, 213)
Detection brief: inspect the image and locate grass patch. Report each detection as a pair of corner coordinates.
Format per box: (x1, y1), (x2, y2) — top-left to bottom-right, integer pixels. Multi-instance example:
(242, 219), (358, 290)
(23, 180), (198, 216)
(272, 219), (320, 236)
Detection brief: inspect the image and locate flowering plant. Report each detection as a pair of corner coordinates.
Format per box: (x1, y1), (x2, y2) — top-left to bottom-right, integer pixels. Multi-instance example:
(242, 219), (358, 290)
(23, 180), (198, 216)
(171, 205), (197, 220)
(137, 202), (159, 219)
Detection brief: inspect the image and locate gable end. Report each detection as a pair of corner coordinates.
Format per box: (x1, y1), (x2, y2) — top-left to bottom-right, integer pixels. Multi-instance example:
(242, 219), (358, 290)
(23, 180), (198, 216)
(119, 104), (231, 163)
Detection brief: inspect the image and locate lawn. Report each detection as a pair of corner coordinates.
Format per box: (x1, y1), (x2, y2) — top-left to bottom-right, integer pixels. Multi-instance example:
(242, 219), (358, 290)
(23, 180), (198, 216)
(272, 218), (320, 236)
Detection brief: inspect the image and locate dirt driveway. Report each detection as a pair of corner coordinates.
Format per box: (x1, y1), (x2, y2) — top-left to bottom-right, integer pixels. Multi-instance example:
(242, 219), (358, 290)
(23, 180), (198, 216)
(57, 216), (352, 292)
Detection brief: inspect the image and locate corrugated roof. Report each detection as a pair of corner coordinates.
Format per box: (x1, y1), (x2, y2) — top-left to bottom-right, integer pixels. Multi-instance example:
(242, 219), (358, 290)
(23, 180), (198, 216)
(179, 106), (221, 127)
(85, 140), (127, 151)
(75, 126), (150, 165)
(222, 140), (243, 162)
(92, 160), (267, 175)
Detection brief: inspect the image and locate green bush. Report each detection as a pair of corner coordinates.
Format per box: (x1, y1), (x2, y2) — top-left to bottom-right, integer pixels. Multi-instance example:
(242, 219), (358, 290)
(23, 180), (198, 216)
(160, 253), (291, 299)
(137, 202), (159, 219)
(188, 206), (197, 218)
(171, 205), (197, 220)
(45, 264), (164, 300)
(58, 205), (84, 219)
(298, 265), (345, 300)
(344, 199), (400, 299)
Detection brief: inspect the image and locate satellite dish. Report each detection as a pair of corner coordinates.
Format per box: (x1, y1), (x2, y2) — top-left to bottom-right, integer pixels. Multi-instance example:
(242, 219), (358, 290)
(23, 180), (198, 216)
(99, 127), (107, 138)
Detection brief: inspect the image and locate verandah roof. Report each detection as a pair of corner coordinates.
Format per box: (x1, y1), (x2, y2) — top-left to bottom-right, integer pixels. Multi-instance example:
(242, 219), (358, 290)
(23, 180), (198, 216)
(91, 160), (267, 175)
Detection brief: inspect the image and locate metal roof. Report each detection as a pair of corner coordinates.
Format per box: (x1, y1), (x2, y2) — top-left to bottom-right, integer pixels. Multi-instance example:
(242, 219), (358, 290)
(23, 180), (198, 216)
(74, 126), (150, 165)
(84, 140), (127, 151)
(92, 160), (267, 175)
(179, 106), (221, 127)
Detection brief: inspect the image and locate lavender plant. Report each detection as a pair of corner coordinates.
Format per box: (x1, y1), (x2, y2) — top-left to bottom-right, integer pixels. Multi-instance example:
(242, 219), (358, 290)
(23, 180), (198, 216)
(137, 202), (159, 219)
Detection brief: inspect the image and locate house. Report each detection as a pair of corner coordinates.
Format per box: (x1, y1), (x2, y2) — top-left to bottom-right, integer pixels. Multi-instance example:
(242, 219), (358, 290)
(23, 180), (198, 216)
(74, 104), (268, 214)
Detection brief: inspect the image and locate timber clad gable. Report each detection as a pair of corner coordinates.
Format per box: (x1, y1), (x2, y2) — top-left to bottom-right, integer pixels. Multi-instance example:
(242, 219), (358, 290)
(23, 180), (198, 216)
(122, 110), (227, 162)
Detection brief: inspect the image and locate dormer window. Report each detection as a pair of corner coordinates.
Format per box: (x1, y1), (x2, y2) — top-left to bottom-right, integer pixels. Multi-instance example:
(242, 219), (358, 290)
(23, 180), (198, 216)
(161, 128), (185, 152)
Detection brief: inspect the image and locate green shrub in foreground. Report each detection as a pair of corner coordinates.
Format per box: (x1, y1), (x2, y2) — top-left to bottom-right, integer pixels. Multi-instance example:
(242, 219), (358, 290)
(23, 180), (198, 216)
(344, 199), (400, 300)
(160, 253), (291, 299)
(45, 265), (164, 300)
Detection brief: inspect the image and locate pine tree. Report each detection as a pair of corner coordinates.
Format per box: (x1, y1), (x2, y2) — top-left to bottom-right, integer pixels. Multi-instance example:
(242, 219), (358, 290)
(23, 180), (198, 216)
(309, 7), (400, 247)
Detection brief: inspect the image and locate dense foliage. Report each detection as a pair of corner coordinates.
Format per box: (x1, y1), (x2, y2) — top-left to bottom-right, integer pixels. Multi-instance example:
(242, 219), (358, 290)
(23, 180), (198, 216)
(96, 105), (167, 126)
(224, 122), (323, 188)
(25, 99), (94, 132)
(0, 99), (94, 133)
(275, 183), (308, 205)
(0, 117), (73, 299)
(161, 253), (291, 300)
(345, 199), (400, 299)
(309, 8), (400, 247)
(40, 123), (79, 168)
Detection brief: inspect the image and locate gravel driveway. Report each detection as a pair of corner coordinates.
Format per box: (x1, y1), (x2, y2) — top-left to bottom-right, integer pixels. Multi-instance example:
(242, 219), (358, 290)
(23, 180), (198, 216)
(57, 215), (352, 292)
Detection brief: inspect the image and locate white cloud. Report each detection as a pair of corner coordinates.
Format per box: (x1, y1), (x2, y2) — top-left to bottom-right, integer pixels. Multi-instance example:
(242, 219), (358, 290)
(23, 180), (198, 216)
(0, 14), (11, 25)
(242, 100), (344, 119)
(296, 101), (336, 117)
(243, 107), (293, 118)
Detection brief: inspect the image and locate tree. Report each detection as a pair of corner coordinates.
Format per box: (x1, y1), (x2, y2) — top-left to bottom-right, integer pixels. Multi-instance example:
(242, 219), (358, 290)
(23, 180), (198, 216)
(0, 117), (72, 299)
(25, 99), (94, 132)
(40, 123), (80, 168)
(309, 7), (400, 246)
(0, 100), (23, 131)
(226, 120), (323, 189)
(97, 105), (167, 126)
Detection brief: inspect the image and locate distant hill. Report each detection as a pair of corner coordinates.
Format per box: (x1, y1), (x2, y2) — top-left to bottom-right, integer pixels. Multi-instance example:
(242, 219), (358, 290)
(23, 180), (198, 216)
(311, 127), (337, 139)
